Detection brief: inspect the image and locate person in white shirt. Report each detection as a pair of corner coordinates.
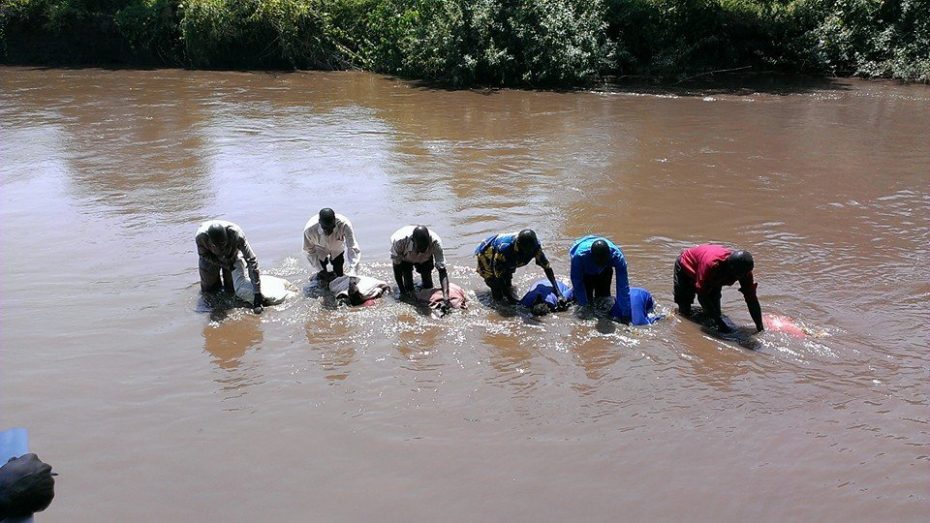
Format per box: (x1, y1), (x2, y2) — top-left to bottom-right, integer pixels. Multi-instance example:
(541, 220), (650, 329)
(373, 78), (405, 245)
(390, 225), (450, 310)
(303, 209), (361, 294)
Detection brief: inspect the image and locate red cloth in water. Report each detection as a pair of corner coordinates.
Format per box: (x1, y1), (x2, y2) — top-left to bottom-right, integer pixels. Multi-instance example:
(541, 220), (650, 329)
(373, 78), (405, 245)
(763, 313), (806, 338)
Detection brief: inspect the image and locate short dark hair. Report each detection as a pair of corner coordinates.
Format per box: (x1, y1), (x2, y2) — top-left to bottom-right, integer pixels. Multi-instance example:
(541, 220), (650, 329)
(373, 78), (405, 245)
(207, 223), (228, 245)
(319, 208), (336, 228)
(727, 250), (754, 276)
(516, 229), (537, 252)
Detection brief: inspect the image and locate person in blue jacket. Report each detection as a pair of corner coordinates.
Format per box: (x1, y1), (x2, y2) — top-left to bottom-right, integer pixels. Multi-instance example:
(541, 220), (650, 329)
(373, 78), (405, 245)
(569, 235), (632, 323)
(520, 279), (573, 316)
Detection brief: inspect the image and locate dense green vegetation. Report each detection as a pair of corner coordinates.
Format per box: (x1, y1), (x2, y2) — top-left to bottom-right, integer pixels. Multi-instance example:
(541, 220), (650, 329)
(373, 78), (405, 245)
(1, 0), (927, 84)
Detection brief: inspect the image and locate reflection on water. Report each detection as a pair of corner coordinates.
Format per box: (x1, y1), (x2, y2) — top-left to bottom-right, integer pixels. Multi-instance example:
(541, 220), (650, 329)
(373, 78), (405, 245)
(202, 309), (264, 398)
(2, 67), (929, 521)
(305, 312), (355, 381)
(569, 326), (624, 383)
(484, 331), (534, 393)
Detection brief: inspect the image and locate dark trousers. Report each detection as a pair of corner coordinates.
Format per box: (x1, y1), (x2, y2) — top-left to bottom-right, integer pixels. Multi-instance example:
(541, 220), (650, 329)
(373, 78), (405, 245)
(583, 266), (613, 303)
(397, 258), (434, 291)
(200, 258), (234, 293)
(484, 271), (514, 301)
(319, 253), (345, 277)
(673, 258), (720, 317)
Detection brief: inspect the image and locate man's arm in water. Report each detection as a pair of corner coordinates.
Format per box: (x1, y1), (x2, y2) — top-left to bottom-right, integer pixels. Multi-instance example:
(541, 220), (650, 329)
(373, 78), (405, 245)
(610, 255), (632, 324)
(438, 266), (450, 304)
(432, 240), (450, 304)
(569, 254), (587, 307)
(543, 264), (566, 309)
(739, 273), (763, 332)
(392, 263), (407, 295)
(747, 297), (763, 332)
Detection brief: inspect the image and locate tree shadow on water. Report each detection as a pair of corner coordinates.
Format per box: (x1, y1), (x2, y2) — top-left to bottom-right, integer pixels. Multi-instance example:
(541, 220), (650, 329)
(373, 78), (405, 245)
(396, 70), (854, 97)
(600, 72), (854, 97)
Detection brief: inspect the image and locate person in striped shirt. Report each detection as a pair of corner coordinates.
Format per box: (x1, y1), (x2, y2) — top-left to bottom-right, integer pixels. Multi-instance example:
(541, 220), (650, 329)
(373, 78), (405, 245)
(474, 229), (566, 306)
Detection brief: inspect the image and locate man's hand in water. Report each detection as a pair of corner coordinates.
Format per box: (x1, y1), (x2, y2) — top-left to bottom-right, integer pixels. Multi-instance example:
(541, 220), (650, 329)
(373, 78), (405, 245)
(252, 293), (264, 314)
(439, 299), (452, 313)
(348, 279), (359, 296)
(755, 322), (765, 333)
(715, 318), (732, 333)
(555, 298), (569, 311)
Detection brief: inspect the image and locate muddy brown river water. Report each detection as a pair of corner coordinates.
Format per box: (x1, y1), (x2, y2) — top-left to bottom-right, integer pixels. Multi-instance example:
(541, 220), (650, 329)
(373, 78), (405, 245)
(1, 67), (928, 521)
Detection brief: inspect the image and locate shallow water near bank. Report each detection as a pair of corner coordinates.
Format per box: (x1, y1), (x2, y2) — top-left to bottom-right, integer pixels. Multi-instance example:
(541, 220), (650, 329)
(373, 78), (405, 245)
(1, 67), (928, 521)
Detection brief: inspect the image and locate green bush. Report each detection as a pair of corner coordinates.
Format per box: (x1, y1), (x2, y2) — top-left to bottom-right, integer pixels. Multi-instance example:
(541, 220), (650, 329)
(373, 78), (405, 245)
(1, 0), (928, 83)
(1, 0), (129, 62)
(383, 0), (613, 86)
(813, 0), (930, 81)
(114, 0), (181, 64)
(604, 0), (824, 77)
(175, 0), (352, 68)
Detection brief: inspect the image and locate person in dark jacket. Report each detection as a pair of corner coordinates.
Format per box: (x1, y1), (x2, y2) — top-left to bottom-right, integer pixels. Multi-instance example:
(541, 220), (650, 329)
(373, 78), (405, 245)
(196, 220), (264, 313)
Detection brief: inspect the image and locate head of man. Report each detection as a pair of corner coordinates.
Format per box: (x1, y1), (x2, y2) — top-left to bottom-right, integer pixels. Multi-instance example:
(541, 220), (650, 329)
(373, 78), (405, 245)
(591, 239), (611, 268)
(348, 289), (365, 306)
(0, 453), (55, 517)
(531, 300), (551, 317)
(516, 229), (538, 254)
(319, 208), (336, 236)
(726, 250), (754, 278)
(412, 225), (430, 253)
(207, 223), (228, 248)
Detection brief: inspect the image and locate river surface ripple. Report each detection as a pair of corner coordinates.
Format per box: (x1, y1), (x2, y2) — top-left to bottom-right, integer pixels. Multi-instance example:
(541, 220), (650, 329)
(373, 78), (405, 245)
(1, 67), (928, 521)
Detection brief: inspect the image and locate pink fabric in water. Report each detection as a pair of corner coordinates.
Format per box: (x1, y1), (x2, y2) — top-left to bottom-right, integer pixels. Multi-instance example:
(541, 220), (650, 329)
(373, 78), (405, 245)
(416, 283), (469, 309)
(763, 314), (806, 338)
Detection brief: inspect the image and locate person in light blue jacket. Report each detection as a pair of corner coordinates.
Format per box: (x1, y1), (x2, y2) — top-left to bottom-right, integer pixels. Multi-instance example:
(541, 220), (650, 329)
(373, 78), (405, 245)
(569, 235), (631, 323)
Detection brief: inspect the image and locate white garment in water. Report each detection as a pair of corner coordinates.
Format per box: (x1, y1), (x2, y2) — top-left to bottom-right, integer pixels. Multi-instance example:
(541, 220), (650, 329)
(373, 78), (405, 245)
(329, 275), (390, 300)
(232, 258), (297, 305)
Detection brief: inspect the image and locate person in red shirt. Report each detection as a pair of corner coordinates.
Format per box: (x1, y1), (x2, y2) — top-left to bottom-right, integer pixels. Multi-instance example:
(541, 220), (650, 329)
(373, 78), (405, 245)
(674, 244), (764, 333)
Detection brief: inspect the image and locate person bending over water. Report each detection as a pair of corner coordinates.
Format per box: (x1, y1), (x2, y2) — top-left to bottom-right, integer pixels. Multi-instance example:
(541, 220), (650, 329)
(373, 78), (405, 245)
(674, 244), (763, 333)
(303, 208), (361, 295)
(196, 220), (264, 313)
(569, 235), (632, 323)
(475, 229), (567, 306)
(391, 225), (451, 311)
